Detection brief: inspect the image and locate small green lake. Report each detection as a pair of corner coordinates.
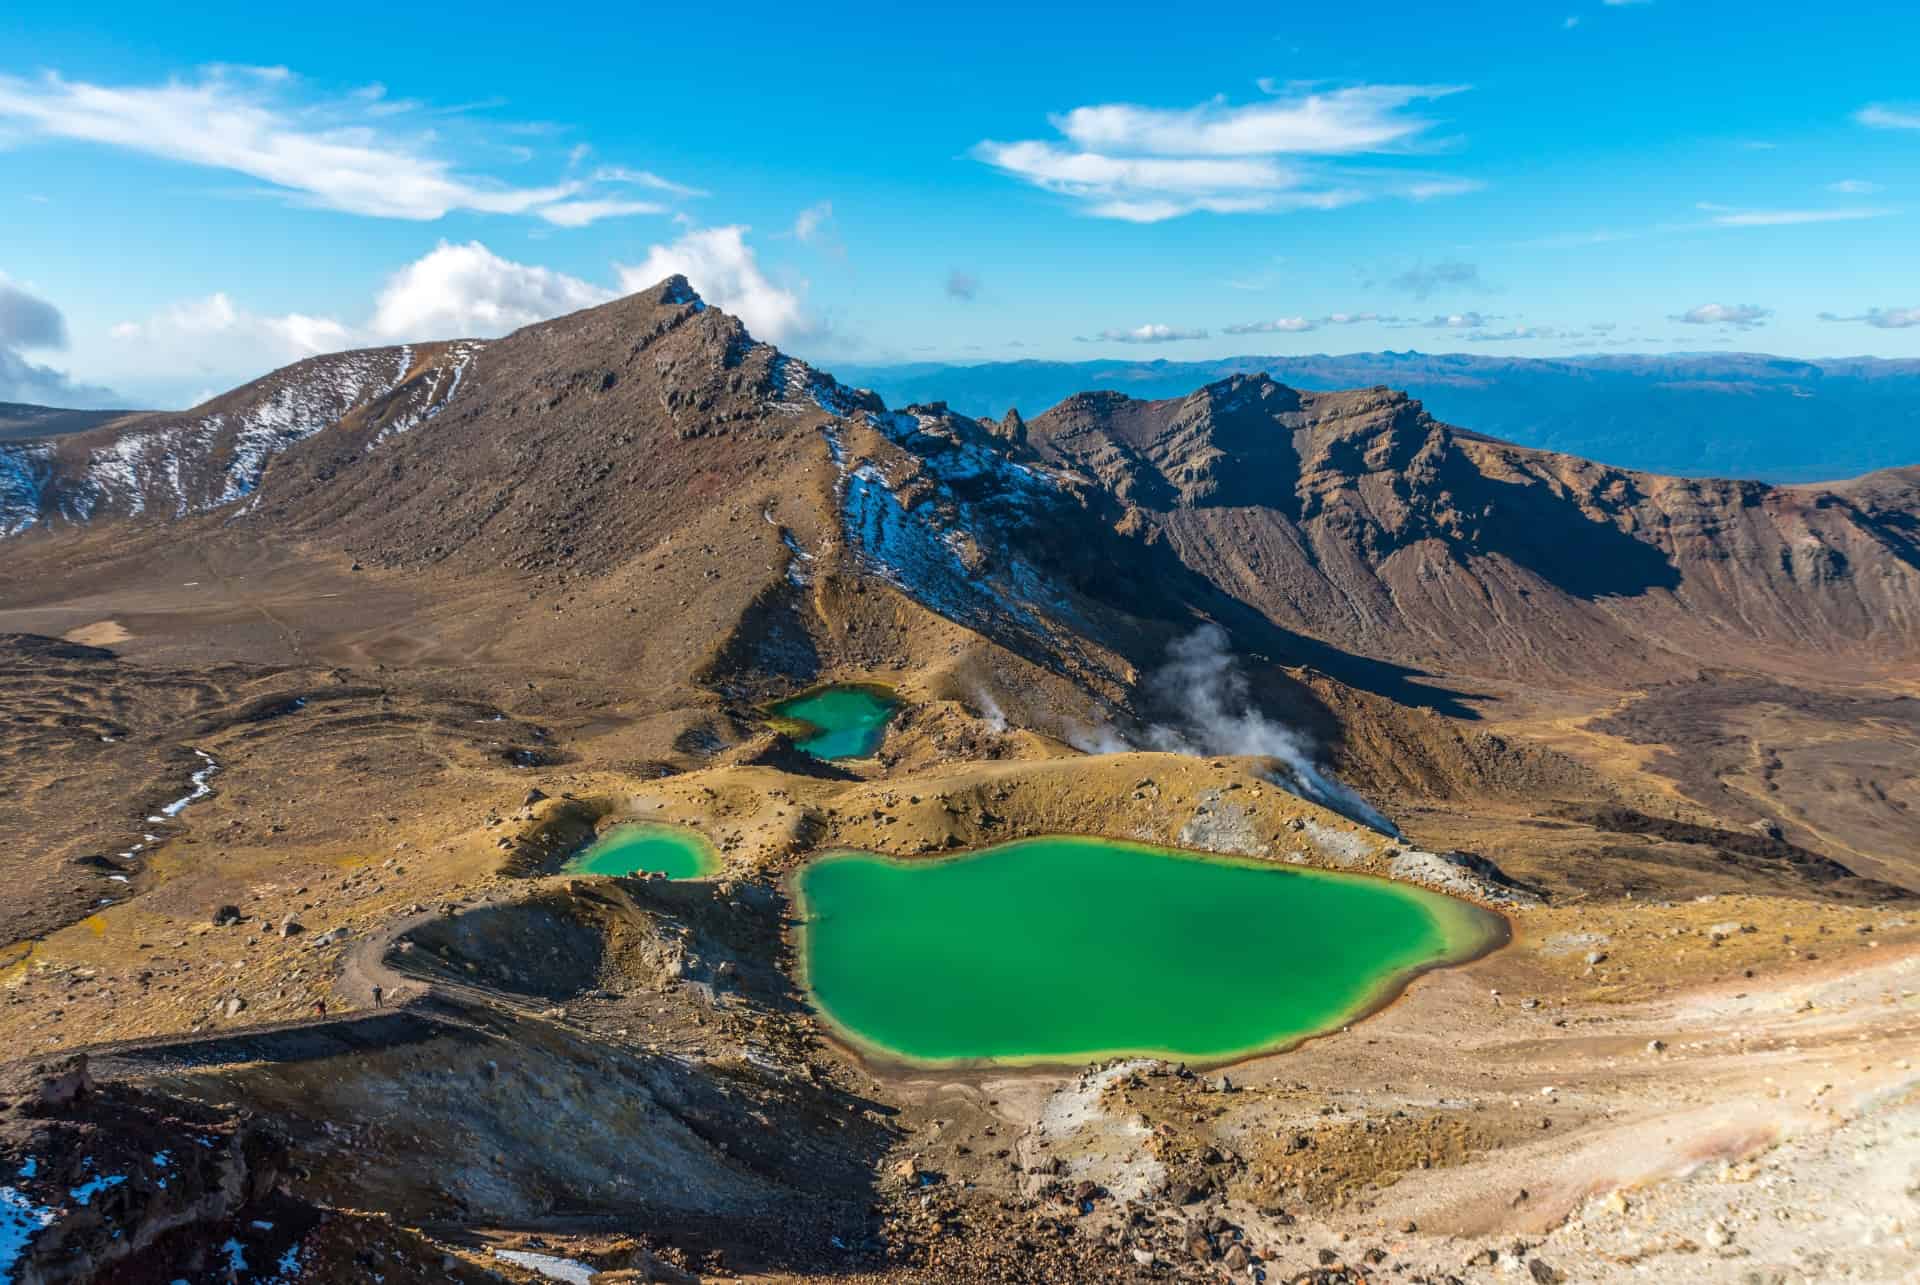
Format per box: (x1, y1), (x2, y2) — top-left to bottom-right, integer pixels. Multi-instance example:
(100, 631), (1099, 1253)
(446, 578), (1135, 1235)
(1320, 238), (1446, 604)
(795, 836), (1503, 1066)
(768, 685), (899, 760)
(564, 822), (720, 879)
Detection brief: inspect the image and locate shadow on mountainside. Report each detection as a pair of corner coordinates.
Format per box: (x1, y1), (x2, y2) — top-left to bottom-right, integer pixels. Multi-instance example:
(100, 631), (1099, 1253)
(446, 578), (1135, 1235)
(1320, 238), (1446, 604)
(1455, 462), (1683, 601)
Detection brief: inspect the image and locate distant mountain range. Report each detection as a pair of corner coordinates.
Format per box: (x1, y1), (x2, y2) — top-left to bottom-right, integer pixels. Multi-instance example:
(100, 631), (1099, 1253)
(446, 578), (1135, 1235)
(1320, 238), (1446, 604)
(0, 400), (137, 444)
(835, 352), (1920, 484)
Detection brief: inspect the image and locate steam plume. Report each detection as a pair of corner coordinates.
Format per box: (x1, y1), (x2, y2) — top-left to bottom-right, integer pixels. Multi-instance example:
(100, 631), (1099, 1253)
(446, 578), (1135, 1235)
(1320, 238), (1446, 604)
(1105, 624), (1399, 834)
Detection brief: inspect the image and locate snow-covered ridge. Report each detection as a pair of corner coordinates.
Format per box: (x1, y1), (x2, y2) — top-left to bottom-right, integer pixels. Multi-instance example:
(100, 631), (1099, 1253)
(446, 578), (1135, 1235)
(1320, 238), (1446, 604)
(2, 343), (479, 538)
(768, 349), (1078, 640)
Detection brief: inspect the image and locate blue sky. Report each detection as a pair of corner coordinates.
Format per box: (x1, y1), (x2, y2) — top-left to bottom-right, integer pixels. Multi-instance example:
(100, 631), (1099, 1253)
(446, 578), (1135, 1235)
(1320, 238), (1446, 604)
(2, 0), (1918, 407)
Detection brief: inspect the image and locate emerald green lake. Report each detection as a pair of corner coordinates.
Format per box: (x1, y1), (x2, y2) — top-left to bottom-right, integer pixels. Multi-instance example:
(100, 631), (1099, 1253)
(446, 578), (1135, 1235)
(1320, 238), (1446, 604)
(564, 822), (719, 879)
(796, 837), (1503, 1066)
(769, 685), (898, 759)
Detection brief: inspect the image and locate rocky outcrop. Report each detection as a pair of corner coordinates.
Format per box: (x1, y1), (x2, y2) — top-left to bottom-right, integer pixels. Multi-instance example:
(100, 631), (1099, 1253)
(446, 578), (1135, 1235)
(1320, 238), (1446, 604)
(1026, 374), (1920, 683)
(0, 1054), (288, 1284)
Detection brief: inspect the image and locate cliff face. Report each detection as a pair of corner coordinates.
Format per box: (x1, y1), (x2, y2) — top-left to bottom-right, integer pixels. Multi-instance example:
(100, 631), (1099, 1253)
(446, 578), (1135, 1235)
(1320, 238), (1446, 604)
(1027, 374), (1920, 682)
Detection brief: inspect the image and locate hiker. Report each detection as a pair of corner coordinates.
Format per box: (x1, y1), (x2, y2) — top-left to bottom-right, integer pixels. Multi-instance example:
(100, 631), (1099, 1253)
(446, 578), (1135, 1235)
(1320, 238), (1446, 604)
(313, 1000), (326, 1019)
(371, 984), (383, 1007)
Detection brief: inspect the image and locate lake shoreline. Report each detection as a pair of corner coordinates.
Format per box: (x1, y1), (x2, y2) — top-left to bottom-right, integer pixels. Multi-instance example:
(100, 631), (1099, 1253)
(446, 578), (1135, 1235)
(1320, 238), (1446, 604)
(788, 834), (1511, 1075)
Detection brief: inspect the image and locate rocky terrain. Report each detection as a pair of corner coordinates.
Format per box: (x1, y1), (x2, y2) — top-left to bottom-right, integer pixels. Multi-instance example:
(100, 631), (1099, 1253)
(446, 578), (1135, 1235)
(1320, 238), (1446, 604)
(2, 279), (1917, 1283)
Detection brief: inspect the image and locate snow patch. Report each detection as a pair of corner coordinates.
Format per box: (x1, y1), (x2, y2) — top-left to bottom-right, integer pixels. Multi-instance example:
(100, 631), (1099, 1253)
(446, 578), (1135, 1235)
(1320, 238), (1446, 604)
(493, 1249), (598, 1284)
(67, 1174), (125, 1206)
(369, 342), (482, 448)
(219, 1238), (247, 1273)
(0, 1186), (56, 1284)
(0, 444), (52, 536)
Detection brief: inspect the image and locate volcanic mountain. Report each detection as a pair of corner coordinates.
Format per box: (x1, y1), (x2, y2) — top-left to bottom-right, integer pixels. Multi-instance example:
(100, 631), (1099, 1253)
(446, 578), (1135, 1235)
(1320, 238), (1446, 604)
(9, 280), (1918, 693)
(5, 280), (1920, 1282)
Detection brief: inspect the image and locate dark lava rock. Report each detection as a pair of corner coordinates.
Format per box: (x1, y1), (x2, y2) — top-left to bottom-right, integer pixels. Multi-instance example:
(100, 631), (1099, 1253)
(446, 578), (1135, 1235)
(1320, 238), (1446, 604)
(211, 904), (242, 926)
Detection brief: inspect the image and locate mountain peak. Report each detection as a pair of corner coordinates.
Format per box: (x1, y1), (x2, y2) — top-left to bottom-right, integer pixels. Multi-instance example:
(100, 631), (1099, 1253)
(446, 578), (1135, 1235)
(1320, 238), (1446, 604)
(653, 274), (702, 307)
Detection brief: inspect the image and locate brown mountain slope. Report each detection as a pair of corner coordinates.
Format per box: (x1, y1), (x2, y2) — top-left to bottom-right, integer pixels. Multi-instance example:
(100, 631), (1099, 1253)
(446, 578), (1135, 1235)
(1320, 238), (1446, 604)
(1025, 374), (1920, 686)
(0, 341), (477, 535)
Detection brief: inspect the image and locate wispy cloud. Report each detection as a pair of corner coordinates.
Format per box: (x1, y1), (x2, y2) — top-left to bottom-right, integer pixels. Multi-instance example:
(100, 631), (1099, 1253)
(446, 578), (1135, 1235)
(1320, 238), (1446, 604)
(1079, 323), (1209, 344)
(1857, 104), (1920, 131)
(1386, 259), (1485, 298)
(593, 165), (707, 197)
(1424, 310), (1499, 328)
(536, 198), (666, 228)
(1818, 306), (1920, 329)
(946, 270), (980, 302)
(1051, 85), (1465, 156)
(792, 200), (834, 242)
(1827, 179), (1880, 194)
(1444, 321), (1615, 344)
(1697, 203), (1893, 227)
(1223, 316), (1316, 334)
(974, 83), (1474, 222)
(0, 67), (698, 225)
(1222, 311), (1394, 334)
(1672, 302), (1771, 329)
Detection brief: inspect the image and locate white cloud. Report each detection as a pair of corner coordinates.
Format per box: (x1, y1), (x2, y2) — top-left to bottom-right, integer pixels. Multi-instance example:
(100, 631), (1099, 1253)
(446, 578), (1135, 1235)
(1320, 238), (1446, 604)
(1051, 85), (1463, 157)
(592, 165), (706, 197)
(112, 242), (633, 378)
(1222, 311), (1390, 335)
(0, 67), (696, 224)
(1698, 204), (1892, 227)
(535, 198), (667, 228)
(370, 241), (612, 339)
(1224, 316), (1317, 334)
(1401, 176), (1484, 200)
(108, 291), (355, 373)
(84, 232), (816, 404)
(1857, 104), (1920, 131)
(1671, 302), (1771, 329)
(975, 83), (1474, 222)
(1819, 306), (1920, 329)
(1827, 179), (1880, 194)
(616, 226), (812, 343)
(1425, 311), (1499, 328)
(793, 201), (833, 242)
(1081, 324), (1209, 344)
